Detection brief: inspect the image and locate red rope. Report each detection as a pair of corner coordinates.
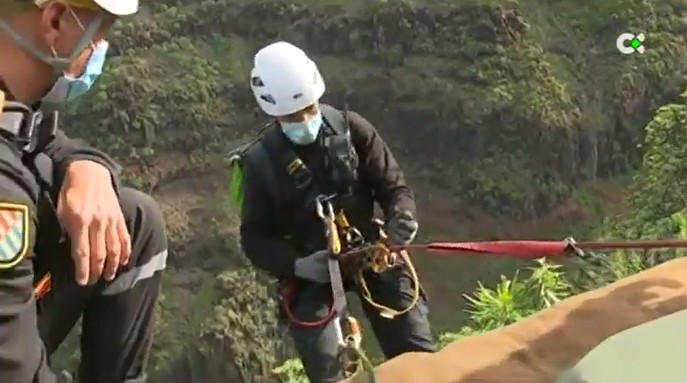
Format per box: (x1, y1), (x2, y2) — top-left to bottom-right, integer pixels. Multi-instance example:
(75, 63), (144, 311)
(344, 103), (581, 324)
(407, 241), (567, 259)
(282, 238), (687, 328)
(281, 282), (338, 328)
(382, 239), (687, 259)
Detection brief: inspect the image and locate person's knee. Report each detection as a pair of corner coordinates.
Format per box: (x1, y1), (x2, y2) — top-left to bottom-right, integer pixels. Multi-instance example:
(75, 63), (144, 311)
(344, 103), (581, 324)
(373, 293), (435, 357)
(399, 299), (436, 352)
(288, 283), (336, 322)
(100, 187), (167, 297)
(291, 324), (345, 383)
(119, 187), (167, 260)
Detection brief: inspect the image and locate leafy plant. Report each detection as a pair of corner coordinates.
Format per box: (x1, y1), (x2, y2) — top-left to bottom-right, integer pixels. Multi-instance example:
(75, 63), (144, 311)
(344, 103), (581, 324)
(272, 358), (308, 383)
(200, 267), (283, 382)
(462, 258), (572, 331)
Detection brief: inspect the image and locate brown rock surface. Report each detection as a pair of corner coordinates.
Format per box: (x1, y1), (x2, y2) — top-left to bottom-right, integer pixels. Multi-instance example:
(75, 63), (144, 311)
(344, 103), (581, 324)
(347, 257), (687, 383)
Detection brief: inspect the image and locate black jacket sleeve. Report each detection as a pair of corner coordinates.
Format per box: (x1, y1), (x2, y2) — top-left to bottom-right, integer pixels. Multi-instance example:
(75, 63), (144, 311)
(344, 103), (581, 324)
(43, 129), (122, 193)
(348, 111), (417, 220)
(0, 143), (54, 382)
(239, 154), (302, 280)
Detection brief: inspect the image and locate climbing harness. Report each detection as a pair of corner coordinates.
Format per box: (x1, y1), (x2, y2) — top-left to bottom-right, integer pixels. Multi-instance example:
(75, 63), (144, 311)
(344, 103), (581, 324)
(282, 194), (418, 380)
(315, 194), (364, 378)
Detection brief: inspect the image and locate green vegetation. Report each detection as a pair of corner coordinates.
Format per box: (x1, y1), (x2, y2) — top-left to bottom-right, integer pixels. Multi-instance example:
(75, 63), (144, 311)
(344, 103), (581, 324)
(52, 0), (687, 381)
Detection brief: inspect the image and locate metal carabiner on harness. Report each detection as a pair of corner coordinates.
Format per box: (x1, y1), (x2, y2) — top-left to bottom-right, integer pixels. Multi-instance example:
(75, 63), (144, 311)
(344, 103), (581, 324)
(315, 194), (341, 255)
(315, 194), (365, 377)
(340, 316), (364, 376)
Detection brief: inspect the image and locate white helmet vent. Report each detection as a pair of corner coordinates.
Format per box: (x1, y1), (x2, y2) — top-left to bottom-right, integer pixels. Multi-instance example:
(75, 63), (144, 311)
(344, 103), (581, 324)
(260, 94), (276, 105)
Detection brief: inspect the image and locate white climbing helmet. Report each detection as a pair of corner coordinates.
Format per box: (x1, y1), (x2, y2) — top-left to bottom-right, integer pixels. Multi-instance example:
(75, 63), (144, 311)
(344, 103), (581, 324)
(93, 0), (139, 16)
(250, 41), (325, 117)
(33, 0), (139, 16)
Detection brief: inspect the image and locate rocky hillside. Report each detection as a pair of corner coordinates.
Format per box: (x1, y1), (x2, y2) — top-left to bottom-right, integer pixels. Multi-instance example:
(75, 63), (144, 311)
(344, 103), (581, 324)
(56, 0), (687, 380)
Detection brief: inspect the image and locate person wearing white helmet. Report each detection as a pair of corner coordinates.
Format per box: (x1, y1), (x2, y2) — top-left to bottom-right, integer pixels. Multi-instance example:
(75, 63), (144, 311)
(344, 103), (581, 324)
(0, 1), (168, 382)
(240, 41), (435, 382)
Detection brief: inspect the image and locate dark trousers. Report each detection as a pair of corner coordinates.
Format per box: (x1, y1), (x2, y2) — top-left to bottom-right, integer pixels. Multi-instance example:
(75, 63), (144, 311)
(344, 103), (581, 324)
(288, 265), (435, 383)
(34, 186), (168, 383)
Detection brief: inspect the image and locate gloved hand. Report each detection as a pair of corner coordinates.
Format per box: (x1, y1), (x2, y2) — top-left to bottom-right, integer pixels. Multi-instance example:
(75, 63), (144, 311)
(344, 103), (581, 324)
(294, 250), (331, 283)
(59, 370), (74, 383)
(387, 210), (418, 245)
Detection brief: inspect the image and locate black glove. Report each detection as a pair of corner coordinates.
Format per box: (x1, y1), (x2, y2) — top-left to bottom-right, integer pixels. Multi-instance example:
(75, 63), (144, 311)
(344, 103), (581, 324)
(387, 210), (418, 245)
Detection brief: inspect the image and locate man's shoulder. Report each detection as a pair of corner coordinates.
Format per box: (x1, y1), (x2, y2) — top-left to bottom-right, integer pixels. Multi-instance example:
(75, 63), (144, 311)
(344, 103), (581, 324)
(0, 138), (27, 173)
(243, 124), (277, 158)
(319, 104), (370, 134)
(338, 109), (378, 145)
(241, 130), (279, 178)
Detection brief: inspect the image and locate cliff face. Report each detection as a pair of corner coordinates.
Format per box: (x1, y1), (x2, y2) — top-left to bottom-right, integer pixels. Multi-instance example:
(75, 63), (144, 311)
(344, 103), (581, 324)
(55, 0), (687, 380)
(68, 0), (687, 228)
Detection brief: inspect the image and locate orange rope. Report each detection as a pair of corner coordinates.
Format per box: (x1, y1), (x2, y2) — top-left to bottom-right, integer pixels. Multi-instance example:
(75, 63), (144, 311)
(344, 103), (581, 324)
(34, 273), (51, 299)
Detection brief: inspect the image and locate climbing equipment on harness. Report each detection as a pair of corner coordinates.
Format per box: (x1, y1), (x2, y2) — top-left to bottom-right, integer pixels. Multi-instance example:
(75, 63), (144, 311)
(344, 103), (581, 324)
(280, 194), (421, 381)
(330, 208), (422, 319)
(34, 273), (52, 299)
(322, 109), (358, 197)
(314, 194), (372, 379)
(0, 99), (57, 155)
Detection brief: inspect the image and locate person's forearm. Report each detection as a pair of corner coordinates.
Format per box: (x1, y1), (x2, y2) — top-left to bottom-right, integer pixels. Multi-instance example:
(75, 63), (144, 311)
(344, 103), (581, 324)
(240, 224), (301, 279)
(379, 186), (416, 219)
(45, 130), (119, 173)
(347, 111), (417, 219)
(43, 129), (121, 193)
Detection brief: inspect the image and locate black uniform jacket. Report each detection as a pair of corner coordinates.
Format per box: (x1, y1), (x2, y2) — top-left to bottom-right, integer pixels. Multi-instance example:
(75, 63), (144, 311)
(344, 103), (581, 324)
(240, 110), (416, 280)
(0, 91), (119, 382)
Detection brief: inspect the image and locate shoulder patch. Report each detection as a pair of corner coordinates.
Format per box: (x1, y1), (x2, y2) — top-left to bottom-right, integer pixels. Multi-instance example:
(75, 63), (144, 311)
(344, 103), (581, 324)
(0, 202), (29, 269)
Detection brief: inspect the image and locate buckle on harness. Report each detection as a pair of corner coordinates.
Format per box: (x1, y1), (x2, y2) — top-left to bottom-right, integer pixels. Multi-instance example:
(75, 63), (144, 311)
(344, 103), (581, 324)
(286, 158), (312, 191)
(1, 101), (57, 154)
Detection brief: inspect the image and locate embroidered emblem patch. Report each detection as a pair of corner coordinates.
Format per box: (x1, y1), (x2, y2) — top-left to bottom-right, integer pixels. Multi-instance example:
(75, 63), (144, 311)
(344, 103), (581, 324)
(0, 203), (29, 269)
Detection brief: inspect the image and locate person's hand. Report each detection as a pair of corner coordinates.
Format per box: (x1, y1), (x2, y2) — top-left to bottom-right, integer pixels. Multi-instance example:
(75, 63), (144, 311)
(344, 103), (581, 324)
(294, 250), (330, 283)
(57, 160), (130, 285)
(387, 210), (418, 245)
(59, 370), (74, 383)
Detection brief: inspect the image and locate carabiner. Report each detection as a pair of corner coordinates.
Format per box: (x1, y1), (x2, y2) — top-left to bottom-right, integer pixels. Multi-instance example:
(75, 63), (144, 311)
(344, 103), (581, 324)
(315, 195), (326, 220)
(315, 194), (336, 221)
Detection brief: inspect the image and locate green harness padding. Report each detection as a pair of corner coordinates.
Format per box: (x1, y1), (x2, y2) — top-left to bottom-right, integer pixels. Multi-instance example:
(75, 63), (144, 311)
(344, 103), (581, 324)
(556, 307), (687, 383)
(229, 159), (244, 208)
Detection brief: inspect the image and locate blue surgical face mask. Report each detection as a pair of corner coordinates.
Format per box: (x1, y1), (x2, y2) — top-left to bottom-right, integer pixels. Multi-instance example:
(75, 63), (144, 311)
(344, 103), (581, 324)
(281, 111), (323, 145)
(41, 40), (109, 110)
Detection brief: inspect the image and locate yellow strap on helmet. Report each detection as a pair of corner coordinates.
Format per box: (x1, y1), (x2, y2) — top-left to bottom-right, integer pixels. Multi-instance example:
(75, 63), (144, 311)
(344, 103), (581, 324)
(66, 0), (99, 10)
(33, 0), (99, 11)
